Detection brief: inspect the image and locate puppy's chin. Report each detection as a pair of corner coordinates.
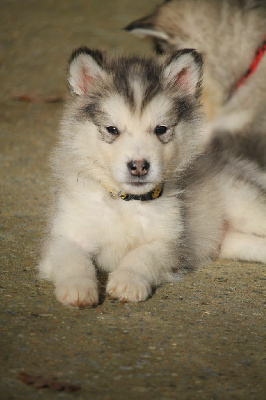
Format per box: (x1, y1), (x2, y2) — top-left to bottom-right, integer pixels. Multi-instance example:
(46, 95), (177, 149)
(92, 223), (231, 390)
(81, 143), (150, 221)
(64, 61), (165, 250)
(121, 181), (157, 196)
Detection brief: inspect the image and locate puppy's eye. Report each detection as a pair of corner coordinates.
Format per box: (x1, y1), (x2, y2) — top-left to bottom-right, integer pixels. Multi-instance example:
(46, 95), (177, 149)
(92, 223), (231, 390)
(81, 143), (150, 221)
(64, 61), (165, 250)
(154, 125), (168, 135)
(106, 126), (119, 135)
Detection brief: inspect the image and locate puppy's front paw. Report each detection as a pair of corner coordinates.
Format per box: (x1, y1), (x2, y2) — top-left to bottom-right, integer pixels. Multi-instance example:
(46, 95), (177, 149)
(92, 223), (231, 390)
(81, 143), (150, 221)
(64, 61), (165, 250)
(106, 270), (151, 302)
(55, 277), (99, 307)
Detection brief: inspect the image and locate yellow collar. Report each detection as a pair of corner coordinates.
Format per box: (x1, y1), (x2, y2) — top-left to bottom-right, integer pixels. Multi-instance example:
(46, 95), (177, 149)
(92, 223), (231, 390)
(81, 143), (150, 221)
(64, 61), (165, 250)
(100, 182), (164, 201)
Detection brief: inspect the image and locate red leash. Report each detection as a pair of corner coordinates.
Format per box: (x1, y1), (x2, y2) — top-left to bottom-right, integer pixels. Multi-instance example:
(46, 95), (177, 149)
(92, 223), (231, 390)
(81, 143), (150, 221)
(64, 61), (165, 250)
(234, 39), (266, 91)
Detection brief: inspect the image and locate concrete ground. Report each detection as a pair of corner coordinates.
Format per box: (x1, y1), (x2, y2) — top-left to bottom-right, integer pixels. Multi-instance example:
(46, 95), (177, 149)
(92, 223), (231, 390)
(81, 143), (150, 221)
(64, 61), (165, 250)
(0, 0), (265, 399)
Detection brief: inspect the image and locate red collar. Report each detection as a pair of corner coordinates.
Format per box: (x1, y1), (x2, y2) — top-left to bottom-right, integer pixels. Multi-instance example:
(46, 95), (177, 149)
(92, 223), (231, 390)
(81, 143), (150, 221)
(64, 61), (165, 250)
(234, 39), (266, 91)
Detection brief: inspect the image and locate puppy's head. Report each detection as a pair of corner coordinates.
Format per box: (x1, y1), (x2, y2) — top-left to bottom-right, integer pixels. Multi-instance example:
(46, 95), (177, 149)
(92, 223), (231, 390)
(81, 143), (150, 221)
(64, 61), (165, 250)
(64, 47), (203, 195)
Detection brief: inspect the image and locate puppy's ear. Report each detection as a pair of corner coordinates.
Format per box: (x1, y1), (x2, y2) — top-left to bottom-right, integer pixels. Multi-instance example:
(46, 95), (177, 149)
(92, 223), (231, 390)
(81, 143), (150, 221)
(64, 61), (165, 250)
(125, 15), (169, 41)
(163, 49), (203, 97)
(68, 47), (105, 95)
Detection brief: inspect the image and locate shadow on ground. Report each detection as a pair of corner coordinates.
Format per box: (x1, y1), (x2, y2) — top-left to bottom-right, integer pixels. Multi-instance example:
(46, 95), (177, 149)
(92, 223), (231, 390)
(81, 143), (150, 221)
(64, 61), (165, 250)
(0, 1), (265, 399)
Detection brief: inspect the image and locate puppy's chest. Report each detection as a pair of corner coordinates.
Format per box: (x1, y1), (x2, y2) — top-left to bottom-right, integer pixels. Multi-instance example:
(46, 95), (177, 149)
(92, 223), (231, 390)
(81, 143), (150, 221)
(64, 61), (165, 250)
(94, 199), (178, 271)
(66, 188), (180, 265)
(99, 200), (167, 245)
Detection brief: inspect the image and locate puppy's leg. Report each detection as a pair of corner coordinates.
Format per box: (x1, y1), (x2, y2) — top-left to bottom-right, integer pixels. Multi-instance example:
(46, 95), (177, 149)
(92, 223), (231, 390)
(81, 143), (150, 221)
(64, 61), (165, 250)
(219, 231), (266, 263)
(39, 238), (98, 307)
(106, 241), (174, 302)
(226, 187), (266, 237)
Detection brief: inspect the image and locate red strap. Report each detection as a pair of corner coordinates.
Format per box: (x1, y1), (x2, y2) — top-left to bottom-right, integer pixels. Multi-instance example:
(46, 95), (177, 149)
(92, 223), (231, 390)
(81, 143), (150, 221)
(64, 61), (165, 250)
(234, 40), (266, 90)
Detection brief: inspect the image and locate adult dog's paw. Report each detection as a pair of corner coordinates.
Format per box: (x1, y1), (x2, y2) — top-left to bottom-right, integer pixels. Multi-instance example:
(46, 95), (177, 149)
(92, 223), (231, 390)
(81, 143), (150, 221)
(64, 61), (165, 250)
(106, 270), (151, 302)
(55, 277), (99, 307)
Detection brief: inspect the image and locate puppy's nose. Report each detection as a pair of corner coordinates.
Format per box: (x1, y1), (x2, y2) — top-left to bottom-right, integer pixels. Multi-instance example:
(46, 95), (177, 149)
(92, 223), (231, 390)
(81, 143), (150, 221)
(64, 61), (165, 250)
(127, 159), (150, 177)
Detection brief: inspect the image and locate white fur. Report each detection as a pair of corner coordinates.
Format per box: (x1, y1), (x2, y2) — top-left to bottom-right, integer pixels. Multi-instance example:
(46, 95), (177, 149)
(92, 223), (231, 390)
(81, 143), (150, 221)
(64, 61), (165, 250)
(220, 232), (266, 263)
(39, 179), (183, 305)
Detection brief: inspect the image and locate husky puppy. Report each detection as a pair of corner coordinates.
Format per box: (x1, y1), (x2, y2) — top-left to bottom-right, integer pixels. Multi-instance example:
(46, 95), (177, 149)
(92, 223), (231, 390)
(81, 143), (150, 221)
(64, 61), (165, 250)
(38, 47), (266, 307)
(126, 0), (266, 168)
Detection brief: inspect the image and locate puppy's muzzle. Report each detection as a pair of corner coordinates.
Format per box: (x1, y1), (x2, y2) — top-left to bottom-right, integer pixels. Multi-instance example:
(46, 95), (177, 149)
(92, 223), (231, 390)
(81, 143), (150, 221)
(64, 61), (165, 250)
(127, 159), (150, 177)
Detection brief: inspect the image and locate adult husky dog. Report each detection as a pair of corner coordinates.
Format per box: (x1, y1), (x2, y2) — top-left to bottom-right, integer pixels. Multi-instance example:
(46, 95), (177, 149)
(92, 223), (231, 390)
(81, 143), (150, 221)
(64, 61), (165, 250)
(38, 47), (266, 307)
(126, 0), (266, 168)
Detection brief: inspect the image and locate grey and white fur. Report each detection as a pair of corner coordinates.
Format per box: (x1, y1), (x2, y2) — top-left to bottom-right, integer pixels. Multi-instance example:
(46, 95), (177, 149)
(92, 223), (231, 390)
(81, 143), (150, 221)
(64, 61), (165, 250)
(126, 0), (266, 168)
(38, 48), (266, 307)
